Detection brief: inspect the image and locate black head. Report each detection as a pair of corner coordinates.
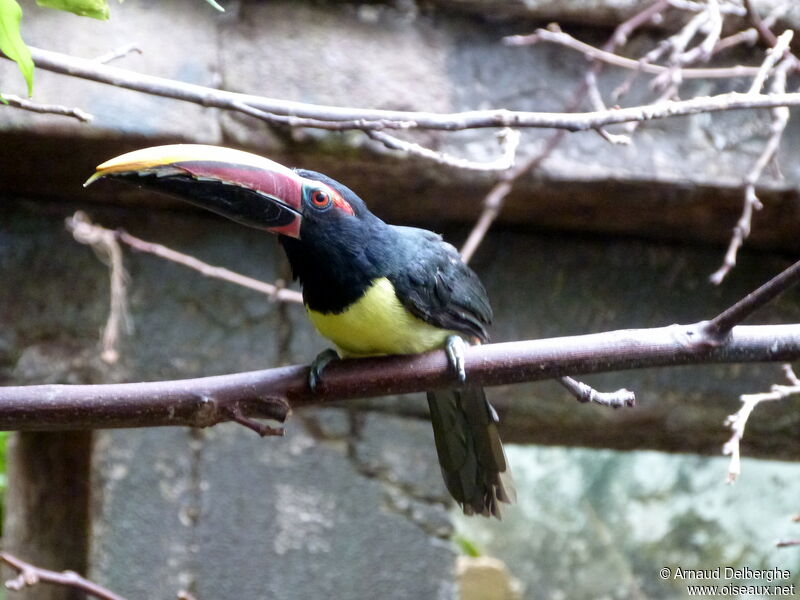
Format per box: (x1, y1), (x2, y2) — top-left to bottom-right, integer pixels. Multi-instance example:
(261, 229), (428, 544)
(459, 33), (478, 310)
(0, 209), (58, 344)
(281, 170), (389, 312)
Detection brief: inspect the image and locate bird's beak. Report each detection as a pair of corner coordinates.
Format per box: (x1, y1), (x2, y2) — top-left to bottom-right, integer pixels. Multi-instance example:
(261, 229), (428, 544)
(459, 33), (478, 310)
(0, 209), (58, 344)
(85, 144), (303, 239)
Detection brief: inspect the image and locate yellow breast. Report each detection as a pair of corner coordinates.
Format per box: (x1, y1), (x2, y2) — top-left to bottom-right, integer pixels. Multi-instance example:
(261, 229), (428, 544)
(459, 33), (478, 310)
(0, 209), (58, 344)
(306, 277), (454, 357)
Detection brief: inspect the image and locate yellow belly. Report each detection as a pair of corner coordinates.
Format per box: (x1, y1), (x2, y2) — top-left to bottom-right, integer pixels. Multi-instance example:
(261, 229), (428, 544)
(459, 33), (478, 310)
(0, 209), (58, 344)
(306, 277), (454, 357)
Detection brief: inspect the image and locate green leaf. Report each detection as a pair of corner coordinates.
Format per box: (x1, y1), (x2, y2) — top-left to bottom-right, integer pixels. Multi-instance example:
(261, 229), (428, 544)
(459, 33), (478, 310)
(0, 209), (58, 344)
(0, 93), (8, 105)
(453, 534), (482, 557)
(0, 0), (34, 96)
(203, 0), (225, 12)
(36, 0), (109, 20)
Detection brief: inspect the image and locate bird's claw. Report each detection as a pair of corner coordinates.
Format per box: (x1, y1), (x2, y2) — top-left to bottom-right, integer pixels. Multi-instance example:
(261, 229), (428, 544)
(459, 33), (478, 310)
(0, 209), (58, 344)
(445, 335), (467, 383)
(309, 348), (340, 392)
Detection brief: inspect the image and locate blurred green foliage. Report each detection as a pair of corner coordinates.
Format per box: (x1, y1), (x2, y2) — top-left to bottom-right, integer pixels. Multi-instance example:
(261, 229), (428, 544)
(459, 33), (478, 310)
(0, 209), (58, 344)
(36, 0), (110, 19)
(454, 534), (482, 558)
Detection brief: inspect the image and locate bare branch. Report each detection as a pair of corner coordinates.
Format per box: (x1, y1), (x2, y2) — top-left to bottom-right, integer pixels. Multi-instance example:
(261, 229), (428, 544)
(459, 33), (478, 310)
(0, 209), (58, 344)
(711, 46), (793, 284)
(93, 43), (142, 65)
(1, 93), (93, 122)
(557, 376), (636, 408)
(229, 403), (286, 437)
(713, 28), (759, 54)
(1, 323), (799, 432)
(723, 364), (800, 483)
(66, 212), (132, 363)
(1, 552), (126, 600)
(747, 30), (793, 95)
(744, 0), (779, 47)
(503, 28), (760, 80)
(459, 179), (513, 264)
(461, 0), (671, 262)
(68, 213), (303, 304)
(702, 258), (800, 343)
(15, 46), (800, 133)
(611, 0), (673, 48)
(366, 128), (520, 171)
(667, 0), (745, 17)
(681, 0), (722, 64)
(714, 4), (787, 54)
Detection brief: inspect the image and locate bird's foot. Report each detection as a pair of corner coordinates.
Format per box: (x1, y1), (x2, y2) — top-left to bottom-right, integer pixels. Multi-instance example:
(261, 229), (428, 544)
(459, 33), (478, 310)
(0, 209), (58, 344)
(445, 335), (467, 383)
(308, 348), (340, 392)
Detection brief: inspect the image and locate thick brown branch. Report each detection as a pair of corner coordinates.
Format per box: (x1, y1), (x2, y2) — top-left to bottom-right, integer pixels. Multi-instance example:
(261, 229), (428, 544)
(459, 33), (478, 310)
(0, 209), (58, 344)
(0, 323), (799, 432)
(703, 258), (800, 343)
(16, 47), (800, 133)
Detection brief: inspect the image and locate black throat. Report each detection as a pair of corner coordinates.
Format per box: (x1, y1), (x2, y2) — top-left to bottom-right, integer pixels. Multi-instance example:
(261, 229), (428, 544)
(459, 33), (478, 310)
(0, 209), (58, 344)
(279, 198), (391, 314)
(280, 233), (384, 314)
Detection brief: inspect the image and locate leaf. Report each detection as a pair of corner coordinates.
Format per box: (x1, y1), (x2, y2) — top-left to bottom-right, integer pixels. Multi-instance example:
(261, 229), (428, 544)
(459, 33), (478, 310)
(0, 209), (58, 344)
(453, 534), (482, 558)
(0, 0), (33, 96)
(203, 0), (225, 12)
(36, 0), (109, 20)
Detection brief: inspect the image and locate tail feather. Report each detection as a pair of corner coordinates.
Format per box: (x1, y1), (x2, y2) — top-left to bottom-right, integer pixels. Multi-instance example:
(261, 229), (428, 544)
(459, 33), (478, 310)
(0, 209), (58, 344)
(426, 387), (515, 518)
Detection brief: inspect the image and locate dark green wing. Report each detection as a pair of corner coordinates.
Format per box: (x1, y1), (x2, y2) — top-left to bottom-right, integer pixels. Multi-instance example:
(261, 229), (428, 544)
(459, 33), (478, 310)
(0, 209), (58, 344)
(384, 226), (492, 342)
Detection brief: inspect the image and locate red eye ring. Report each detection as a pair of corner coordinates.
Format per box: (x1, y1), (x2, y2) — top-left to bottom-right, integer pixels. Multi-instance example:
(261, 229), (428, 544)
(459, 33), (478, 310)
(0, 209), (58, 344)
(310, 189), (331, 208)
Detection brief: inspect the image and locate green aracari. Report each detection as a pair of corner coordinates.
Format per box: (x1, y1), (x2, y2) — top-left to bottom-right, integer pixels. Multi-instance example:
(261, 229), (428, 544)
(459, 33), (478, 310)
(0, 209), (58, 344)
(87, 144), (516, 518)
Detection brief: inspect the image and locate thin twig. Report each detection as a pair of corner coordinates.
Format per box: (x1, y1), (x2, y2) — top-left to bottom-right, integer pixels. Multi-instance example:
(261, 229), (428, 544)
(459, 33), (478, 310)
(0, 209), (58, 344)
(229, 403), (285, 437)
(1, 93), (93, 122)
(710, 45), (793, 284)
(66, 211), (132, 363)
(459, 179), (513, 263)
(504, 28), (760, 80)
(69, 213), (303, 304)
(367, 128), (520, 171)
(667, 0), (745, 17)
(116, 230), (303, 303)
(461, 0), (669, 262)
(723, 364), (800, 483)
(680, 0), (722, 64)
(714, 4), (786, 55)
(744, 0), (779, 47)
(0, 552), (127, 600)
(557, 376), (636, 408)
(747, 30), (792, 95)
(713, 28), (759, 54)
(93, 43), (142, 65)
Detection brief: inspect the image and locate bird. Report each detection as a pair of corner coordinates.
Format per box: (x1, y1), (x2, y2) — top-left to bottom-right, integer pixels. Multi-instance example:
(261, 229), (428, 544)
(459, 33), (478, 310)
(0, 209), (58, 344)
(86, 144), (515, 518)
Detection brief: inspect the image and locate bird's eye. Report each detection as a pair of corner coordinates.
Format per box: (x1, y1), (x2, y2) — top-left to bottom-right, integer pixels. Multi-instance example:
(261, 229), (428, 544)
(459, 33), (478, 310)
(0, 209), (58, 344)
(310, 189), (331, 209)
